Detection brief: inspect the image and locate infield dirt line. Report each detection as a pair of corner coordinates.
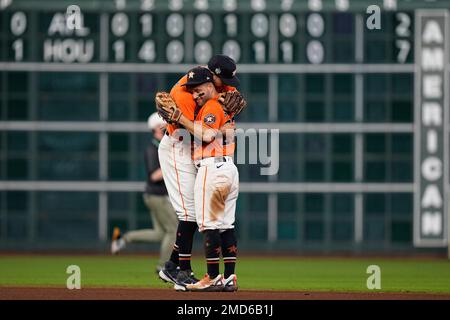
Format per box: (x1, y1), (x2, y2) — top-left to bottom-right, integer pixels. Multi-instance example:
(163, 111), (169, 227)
(1, 287), (450, 300)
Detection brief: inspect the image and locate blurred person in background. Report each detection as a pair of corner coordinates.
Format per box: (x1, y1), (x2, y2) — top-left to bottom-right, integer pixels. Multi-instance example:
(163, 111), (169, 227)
(111, 112), (179, 273)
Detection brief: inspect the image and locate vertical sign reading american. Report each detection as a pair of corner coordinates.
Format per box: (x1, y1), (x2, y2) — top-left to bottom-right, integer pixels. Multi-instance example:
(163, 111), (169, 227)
(414, 11), (449, 247)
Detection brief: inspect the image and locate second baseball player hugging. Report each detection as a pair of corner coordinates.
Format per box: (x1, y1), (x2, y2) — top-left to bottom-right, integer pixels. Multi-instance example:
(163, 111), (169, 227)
(156, 62), (246, 292)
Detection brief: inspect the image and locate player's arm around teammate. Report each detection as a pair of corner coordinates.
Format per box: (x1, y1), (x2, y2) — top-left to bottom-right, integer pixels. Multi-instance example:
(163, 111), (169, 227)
(157, 55), (243, 290)
(169, 67), (240, 292)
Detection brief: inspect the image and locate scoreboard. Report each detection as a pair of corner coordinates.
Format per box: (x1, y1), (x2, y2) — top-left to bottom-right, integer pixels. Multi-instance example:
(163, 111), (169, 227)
(1, 0), (443, 65)
(0, 0), (449, 252)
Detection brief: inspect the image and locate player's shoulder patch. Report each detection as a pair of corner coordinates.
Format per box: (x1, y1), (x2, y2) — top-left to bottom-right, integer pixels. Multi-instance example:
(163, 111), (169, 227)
(204, 113), (216, 125)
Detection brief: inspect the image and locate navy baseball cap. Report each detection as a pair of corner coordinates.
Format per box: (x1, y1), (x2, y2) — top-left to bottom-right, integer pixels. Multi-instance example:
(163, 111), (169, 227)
(208, 54), (240, 87)
(182, 66), (214, 87)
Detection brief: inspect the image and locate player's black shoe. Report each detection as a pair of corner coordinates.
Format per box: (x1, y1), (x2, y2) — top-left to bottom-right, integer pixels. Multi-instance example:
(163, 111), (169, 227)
(158, 261), (179, 285)
(173, 270), (199, 291)
(222, 274), (238, 292)
(190, 272), (200, 283)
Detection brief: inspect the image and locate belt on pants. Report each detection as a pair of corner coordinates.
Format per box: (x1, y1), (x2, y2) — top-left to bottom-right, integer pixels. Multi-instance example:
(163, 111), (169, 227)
(195, 156), (233, 168)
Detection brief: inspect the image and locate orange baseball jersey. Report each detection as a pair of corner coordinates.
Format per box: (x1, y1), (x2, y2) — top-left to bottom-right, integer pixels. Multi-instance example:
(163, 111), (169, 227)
(193, 98), (235, 161)
(167, 74), (235, 136)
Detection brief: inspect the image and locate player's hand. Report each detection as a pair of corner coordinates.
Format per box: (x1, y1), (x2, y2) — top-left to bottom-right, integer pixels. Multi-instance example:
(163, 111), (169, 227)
(220, 121), (236, 144)
(155, 91), (183, 124)
(218, 91), (247, 117)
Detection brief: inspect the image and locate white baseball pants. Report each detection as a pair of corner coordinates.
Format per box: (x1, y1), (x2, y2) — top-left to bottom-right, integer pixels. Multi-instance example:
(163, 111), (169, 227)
(158, 133), (197, 222)
(194, 156), (239, 231)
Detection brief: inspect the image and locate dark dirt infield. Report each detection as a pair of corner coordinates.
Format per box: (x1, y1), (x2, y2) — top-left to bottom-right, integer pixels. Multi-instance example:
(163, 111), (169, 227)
(1, 287), (450, 300)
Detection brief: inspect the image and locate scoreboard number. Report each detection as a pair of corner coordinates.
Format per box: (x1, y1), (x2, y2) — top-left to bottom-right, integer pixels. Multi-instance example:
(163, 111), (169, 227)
(251, 14), (269, 38)
(223, 0), (237, 12)
(307, 40), (324, 64)
(280, 40), (293, 63)
(166, 39), (184, 63)
(395, 12), (412, 63)
(281, 0), (294, 11)
(396, 12), (411, 37)
(113, 40), (125, 62)
(195, 14), (213, 37)
(138, 40), (156, 62)
(307, 13), (325, 37)
(279, 13), (297, 63)
(309, 0), (323, 12)
(253, 41), (266, 63)
(140, 14), (153, 36)
(140, 0), (155, 11)
(194, 40), (212, 63)
(10, 11), (27, 36)
(166, 13), (184, 37)
(111, 13), (129, 37)
(336, 0), (349, 11)
(279, 13), (297, 38)
(396, 40), (411, 64)
(222, 39), (240, 62)
(306, 13), (325, 64)
(115, 0), (126, 11)
(12, 39), (23, 61)
(224, 14), (237, 37)
(251, 0), (266, 12)
(194, 0), (209, 11)
(169, 0), (183, 11)
(10, 11), (26, 61)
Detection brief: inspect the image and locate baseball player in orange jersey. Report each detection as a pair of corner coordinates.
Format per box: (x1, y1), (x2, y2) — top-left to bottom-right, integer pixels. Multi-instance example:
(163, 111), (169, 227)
(158, 56), (241, 289)
(171, 67), (239, 292)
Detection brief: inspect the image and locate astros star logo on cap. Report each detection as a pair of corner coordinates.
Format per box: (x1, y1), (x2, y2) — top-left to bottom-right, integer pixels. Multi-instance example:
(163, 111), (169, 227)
(215, 68), (221, 75)
(188, 71), (195, 79)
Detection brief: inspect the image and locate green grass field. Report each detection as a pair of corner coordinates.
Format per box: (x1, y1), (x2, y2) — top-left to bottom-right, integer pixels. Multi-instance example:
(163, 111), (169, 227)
(1, 255), (450, 293)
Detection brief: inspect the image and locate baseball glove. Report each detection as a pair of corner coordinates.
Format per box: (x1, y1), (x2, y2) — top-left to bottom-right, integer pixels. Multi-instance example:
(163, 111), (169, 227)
(218, 91), (247, 116)
(155, 91), (183, 124)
